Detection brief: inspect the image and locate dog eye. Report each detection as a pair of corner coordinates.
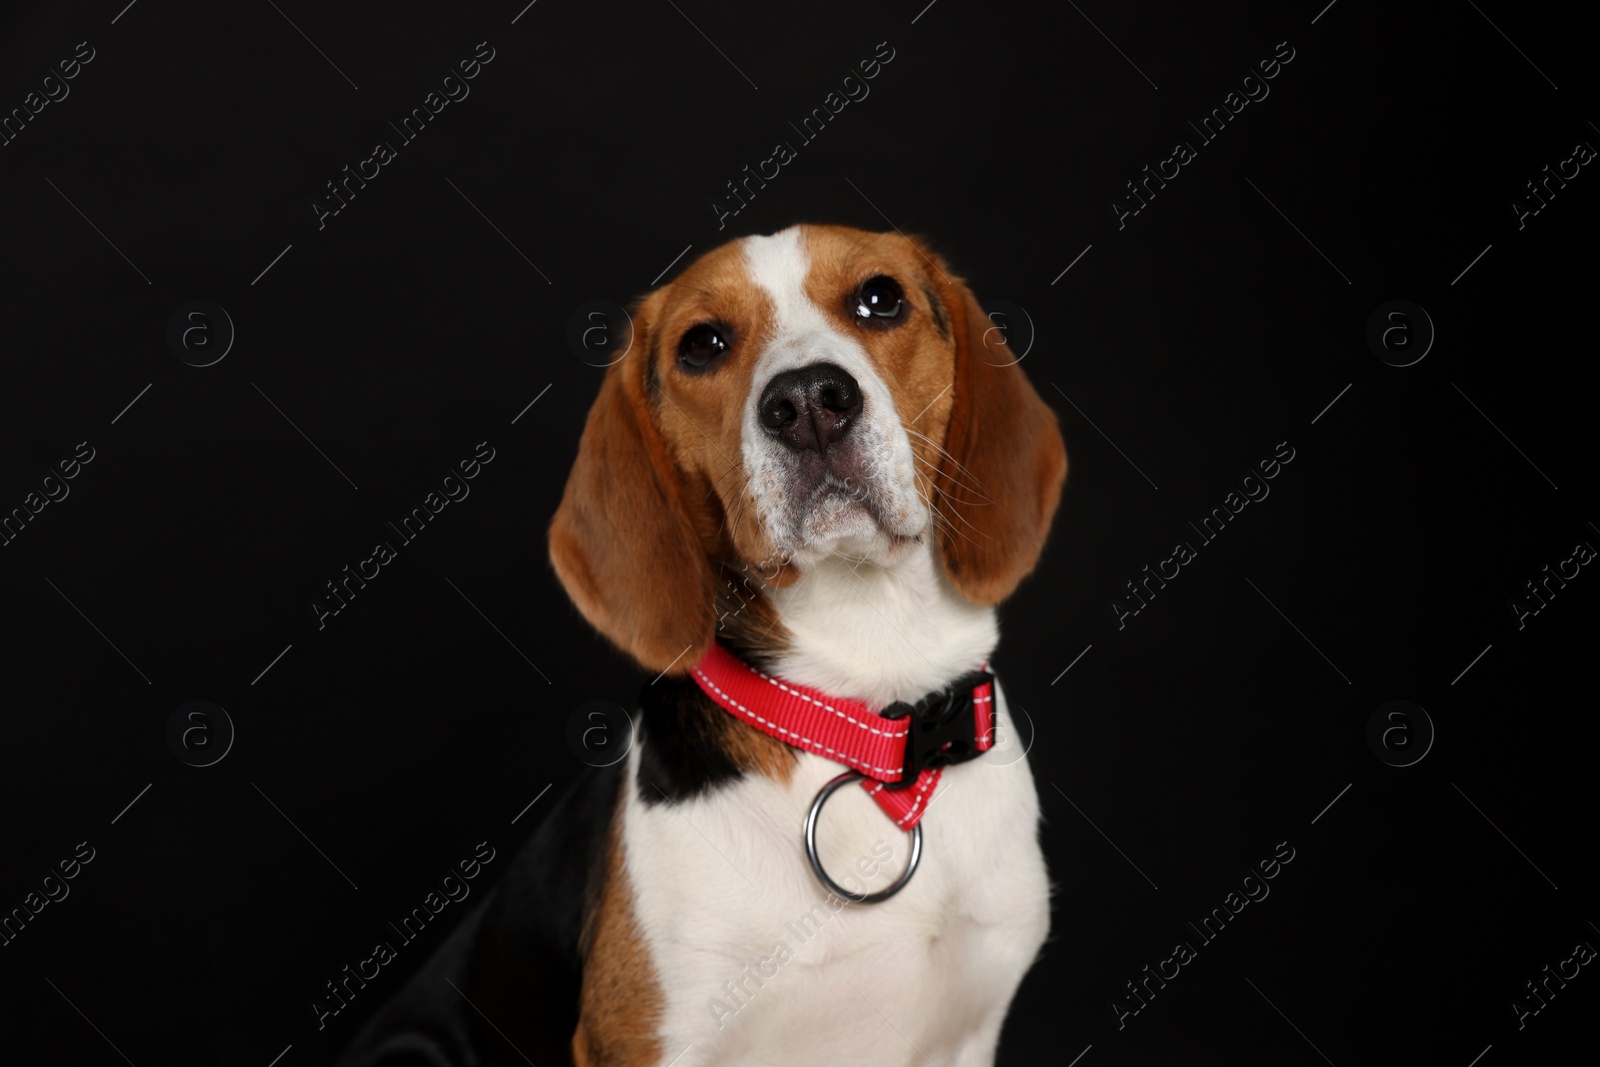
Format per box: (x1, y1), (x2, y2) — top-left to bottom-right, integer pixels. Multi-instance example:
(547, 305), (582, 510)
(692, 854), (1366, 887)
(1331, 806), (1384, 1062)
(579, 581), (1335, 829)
(678, 324), (729, 371)
(853, 276), (904, 323)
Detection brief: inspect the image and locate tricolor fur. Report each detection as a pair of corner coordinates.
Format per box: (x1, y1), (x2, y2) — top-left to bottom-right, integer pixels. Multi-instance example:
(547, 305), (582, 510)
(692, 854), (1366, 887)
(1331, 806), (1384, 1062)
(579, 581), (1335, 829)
(337, 225), (1067, 1067)
(550, 225), (1067, 1066)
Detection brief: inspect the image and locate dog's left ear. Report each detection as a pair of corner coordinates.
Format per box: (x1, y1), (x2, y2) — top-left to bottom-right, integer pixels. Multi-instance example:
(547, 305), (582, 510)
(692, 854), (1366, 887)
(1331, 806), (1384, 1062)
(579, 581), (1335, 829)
(918, 245), (1068, 604)
(548, 293), (718, 675)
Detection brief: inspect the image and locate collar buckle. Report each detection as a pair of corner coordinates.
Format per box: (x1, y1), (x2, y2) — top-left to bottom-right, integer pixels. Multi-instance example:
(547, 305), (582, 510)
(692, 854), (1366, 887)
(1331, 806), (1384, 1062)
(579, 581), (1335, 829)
(880, 669), (994, 789)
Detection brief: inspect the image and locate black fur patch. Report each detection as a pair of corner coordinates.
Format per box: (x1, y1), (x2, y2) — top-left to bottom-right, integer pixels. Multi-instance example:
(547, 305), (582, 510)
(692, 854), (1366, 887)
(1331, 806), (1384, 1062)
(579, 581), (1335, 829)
(635, 675), (749, 805)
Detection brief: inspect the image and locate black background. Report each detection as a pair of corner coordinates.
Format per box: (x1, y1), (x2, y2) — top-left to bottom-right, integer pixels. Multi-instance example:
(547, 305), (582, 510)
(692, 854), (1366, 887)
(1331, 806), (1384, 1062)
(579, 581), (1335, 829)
(1, 1), (1595, 1064)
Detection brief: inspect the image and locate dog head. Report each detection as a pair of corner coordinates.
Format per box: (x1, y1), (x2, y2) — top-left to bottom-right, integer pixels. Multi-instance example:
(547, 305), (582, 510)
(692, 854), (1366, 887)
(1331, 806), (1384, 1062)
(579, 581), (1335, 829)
(549, 225), (1067, 674)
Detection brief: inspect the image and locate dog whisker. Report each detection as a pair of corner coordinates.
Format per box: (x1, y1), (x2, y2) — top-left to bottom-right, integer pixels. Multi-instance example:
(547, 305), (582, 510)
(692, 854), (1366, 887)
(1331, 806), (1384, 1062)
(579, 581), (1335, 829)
(903, 427), (997, 505)
(910, 452), (996, 508)
(910, 470), (992, 549)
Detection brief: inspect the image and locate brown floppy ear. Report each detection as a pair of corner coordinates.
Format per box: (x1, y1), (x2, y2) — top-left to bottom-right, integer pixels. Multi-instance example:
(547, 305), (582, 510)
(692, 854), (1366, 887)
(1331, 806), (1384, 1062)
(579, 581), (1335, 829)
(548, 299), (717, 674)
(923, 252), (1068, 604)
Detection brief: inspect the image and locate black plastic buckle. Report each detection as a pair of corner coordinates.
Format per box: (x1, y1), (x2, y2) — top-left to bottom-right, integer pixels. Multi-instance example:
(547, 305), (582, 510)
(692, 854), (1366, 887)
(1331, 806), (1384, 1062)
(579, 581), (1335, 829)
(880, 669), (993, 790)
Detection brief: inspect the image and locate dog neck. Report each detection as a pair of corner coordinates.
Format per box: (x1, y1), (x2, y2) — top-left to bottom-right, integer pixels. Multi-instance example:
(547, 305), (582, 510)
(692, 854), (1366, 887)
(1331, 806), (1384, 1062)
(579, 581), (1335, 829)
(719, 537), (998, 709)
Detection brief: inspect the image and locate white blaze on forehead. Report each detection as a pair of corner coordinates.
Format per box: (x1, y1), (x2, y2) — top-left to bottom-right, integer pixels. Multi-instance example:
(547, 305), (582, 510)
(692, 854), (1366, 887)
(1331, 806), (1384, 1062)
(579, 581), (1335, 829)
(740, 225), (881, 392)
(740, 226), (834, 355)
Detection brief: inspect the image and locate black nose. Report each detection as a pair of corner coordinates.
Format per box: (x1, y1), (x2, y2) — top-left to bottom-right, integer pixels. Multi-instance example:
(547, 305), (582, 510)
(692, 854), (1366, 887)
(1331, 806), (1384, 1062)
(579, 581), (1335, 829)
(757, 363), (863, 453)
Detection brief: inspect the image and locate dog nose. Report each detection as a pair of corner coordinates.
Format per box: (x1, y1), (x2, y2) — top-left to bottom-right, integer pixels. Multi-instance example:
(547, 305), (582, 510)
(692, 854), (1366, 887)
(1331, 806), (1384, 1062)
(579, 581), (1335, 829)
(757, 363), (863, 453)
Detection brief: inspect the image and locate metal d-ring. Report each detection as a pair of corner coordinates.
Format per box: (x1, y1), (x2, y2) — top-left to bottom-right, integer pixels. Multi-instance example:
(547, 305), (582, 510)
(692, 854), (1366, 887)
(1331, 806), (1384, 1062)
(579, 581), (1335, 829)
(803, 770), (922, 904)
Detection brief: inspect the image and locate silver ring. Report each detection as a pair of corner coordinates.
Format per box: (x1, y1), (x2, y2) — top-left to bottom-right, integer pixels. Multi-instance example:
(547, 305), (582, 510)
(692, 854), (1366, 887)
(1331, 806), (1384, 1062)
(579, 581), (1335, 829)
(803, 771), (922, 904)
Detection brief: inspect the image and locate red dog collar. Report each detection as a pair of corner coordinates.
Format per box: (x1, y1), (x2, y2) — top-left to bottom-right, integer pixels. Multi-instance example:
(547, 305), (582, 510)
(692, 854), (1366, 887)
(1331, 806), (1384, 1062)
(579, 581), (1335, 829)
(690, 643), (995, 829)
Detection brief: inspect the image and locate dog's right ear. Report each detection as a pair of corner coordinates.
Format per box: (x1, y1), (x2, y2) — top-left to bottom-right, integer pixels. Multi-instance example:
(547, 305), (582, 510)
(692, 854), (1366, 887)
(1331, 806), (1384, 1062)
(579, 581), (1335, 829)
(548, 295), (718, 675)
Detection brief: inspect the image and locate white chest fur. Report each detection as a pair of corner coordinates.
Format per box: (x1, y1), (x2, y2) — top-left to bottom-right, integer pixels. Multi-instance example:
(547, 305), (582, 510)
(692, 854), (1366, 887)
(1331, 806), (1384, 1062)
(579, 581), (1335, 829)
(620, 682), (1050, 1067)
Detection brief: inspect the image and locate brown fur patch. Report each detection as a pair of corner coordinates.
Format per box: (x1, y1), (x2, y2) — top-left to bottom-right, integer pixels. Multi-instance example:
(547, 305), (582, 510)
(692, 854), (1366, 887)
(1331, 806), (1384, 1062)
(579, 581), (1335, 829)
(691, 663), (798, 783)
(646, 242), (797, 589)
(549, 291), (721, 674)
(914, 241), (1068, 603)
(720, 712), (797, 783)
(710, 560), (794, 672)
(573, 805), (665, 1066)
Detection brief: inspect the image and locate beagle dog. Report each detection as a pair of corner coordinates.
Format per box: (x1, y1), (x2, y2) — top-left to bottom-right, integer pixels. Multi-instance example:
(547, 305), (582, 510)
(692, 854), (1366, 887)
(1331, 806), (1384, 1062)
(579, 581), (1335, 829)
(337, 225), (1067, 1067)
